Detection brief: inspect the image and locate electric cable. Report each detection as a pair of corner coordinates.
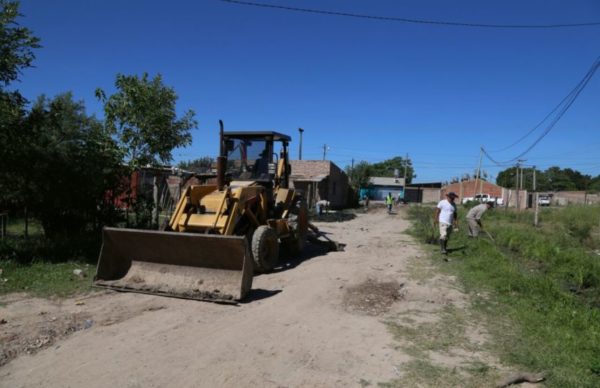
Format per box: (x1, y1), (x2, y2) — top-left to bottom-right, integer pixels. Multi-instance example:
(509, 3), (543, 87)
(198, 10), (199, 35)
(218, 0), (600, 29)
(488, 65), (594, 152)
(483, 56), (600, 165)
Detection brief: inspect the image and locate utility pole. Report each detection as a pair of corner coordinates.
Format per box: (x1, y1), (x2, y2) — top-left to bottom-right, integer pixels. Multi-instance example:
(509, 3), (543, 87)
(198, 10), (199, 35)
(350, 158), (355, 183)
(519, 164), (524, 193)
(298, 128), (304, 160)
(475, 147), (483, 197)
(515, 161), (520, 210)
(533, 166), (539, 226)
(403, 153), (409, 183)
(322, 144), (328, 160)
(516, 159), (526, 210)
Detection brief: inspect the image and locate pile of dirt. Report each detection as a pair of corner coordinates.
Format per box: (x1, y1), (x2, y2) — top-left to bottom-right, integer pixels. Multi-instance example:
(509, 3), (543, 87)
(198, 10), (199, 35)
(343, 279), (405, 316)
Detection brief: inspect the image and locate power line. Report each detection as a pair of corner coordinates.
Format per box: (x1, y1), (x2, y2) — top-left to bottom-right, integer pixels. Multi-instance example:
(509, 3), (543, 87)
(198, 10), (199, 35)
(218, 0), (600, 29)
(488, 67), (596, 152)
(483, 56), (600, 165)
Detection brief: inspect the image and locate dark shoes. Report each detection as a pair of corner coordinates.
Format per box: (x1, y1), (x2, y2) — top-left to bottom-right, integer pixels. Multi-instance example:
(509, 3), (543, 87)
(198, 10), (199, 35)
(439, 239), (448, 255)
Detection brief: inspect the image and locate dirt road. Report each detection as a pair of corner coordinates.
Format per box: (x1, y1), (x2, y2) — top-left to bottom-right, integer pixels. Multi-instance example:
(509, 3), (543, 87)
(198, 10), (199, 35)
(0, 207), (512, 387)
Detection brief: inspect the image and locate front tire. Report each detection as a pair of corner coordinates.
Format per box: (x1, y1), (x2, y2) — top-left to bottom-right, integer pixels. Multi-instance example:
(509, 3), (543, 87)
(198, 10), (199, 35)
(251, 225), (279, 272)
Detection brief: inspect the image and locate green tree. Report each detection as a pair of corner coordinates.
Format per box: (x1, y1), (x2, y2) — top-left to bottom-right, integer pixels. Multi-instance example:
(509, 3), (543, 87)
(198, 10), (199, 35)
(178, 156), (214, 173)
(0, 0), (41, 209)
(346, 160), (373, 190)
(562, 168), (591, 190)
(23, 93), (124, 239)
(496, 166), (592, 191)
(543, 166), (576, 191)
(0, 0), (40, 87)
(589, 175), (600, 193)
(496, 167), (514, 188)
(370, 156), (415, 184)
(96, 72), (197, 168)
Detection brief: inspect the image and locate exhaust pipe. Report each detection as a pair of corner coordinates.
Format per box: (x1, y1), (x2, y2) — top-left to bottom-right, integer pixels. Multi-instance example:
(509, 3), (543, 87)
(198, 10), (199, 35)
(217, 120), (227, 191)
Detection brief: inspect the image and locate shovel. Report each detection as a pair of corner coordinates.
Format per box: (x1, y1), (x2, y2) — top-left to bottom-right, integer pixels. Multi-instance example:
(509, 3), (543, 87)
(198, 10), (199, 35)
(482, 229), (495, 243)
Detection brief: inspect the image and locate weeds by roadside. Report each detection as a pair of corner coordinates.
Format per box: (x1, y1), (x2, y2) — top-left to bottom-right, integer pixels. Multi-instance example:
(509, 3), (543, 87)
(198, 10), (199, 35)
(407, 204), (600, 388)
(0, 260), (93, 297)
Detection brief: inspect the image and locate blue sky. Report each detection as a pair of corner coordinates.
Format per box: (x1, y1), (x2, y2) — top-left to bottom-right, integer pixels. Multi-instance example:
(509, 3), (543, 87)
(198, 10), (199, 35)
(15, 0), (600, 182)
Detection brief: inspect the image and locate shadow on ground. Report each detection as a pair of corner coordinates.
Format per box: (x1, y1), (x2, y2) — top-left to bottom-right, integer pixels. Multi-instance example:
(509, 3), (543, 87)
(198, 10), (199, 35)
(311, 211), (357, 223)
(241, 289), (282, 303)
(270, 242), (331, 274)
(447, 245), (466, 254)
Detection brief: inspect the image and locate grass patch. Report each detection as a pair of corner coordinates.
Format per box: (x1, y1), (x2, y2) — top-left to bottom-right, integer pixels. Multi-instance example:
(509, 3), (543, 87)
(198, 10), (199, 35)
(5, 217), (44, 236)
(405, 259), (437, 283)
(407, 204), (600, 388)
(386, 305), (470, 355)
(0, 259), (93, 297)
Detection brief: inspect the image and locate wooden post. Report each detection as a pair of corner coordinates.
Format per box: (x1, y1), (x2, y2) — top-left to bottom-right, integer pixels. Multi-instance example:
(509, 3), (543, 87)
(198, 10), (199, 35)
(24, 206), (29, 238)
(515, 163), (520, 210)
(533, 167), (539, 226)
(404, 153), (409, 183)
(475, 147), (483, 197)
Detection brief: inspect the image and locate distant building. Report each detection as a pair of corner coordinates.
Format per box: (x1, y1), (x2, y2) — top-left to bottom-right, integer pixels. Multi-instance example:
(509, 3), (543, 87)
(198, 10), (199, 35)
(367, 177), (405, 201)
(289, 160), (349, 209)
(551, 191), (600, 206)
(405, 182), (442, 203)
(442, 179), (506, 201)
(441, 180), (529, 207)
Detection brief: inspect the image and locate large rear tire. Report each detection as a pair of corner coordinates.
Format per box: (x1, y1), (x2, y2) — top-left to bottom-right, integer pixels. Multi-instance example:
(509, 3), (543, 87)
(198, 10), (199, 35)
(283, 199), (308, 257)
(252, 225), (279, 272)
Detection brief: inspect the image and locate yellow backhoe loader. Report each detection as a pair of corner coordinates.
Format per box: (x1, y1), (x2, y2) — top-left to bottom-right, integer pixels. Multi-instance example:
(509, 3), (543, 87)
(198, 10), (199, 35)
(94, 121), (308, 303)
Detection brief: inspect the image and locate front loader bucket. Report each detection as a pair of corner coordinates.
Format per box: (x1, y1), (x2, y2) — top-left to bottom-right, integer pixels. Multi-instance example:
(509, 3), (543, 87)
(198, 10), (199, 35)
(94, 227), (253, 303)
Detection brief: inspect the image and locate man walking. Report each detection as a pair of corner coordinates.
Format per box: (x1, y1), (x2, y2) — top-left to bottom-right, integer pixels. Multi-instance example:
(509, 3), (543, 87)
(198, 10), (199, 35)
(434, 192), (458, 255)
(466, 201), (494, 238)
(385, 192), (394, 214)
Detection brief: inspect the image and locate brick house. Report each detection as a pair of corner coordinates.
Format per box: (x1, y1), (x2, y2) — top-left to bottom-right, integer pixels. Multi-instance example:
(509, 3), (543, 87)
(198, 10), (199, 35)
(289, 160), (349, 209)
(441, 180), (507, 201)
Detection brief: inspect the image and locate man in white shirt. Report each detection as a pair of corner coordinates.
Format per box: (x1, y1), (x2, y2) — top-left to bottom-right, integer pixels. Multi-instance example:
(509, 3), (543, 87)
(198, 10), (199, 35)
(434, 192), (458, 255)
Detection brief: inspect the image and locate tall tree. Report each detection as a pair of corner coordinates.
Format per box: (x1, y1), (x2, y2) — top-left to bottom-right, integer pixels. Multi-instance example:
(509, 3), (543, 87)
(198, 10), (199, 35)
(0, 0), (40, 87)
(178, 157), (214, 173)
(23, 93), (124, 239)
(96, 72), (197, 168)
(589, 175), (600, 193)
(0, 0), (41, 209)
(346, 160), (373, 190)
(544, 166), (577, 191)
(370, 156), (415, 184)
(496, 166), (591, 191)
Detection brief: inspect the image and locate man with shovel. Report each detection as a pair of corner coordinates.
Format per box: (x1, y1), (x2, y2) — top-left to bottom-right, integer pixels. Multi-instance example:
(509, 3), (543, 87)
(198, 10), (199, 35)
(466, 201), (494, 238)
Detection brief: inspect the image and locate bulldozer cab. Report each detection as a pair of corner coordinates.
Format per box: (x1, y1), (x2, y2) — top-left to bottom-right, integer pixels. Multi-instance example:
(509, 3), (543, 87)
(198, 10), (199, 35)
(223, 131), (291, 187)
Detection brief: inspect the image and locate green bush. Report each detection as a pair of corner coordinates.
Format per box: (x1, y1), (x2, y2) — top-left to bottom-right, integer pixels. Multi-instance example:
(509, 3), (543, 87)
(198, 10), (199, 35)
(0, 234), (100, 265)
